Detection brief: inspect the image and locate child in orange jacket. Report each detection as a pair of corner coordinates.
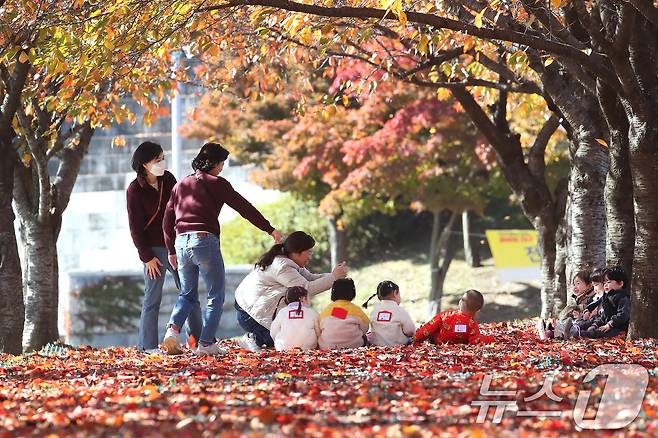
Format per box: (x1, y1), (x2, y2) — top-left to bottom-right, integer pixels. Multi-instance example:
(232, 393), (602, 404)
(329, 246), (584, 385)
(414, 289), (494, 345)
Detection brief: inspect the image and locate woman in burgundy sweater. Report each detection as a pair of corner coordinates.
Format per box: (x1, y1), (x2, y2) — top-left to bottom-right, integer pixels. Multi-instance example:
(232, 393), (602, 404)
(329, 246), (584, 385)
(162, 142), (281, 356)
(127, 141), (201, 353)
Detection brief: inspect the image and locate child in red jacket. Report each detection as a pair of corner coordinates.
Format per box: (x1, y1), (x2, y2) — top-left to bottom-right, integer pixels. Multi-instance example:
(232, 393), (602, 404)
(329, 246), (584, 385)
(414, 289), (494, 345)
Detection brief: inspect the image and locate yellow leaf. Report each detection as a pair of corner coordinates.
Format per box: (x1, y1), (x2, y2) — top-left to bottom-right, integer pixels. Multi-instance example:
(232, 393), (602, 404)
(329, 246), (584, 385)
(22, 153), (32, 166)
(18, 51), (29, 63)
(112, 136), (126, 148)
(595, 138), (608, 148)
(342, 95), (350, 106)
(299, 26), (312, 45)
(544, 57), (554, 66)
(474, 7), (487, 29)
(418, 33), (429, 55)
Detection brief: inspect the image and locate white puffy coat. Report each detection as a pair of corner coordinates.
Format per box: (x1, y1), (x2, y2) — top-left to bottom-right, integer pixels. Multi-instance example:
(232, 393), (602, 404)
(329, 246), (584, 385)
(234, 256), (335, 329)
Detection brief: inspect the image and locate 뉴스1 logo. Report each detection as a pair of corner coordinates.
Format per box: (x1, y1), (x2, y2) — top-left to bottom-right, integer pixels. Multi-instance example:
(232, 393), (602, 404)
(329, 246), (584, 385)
(470, 364), (648, 429)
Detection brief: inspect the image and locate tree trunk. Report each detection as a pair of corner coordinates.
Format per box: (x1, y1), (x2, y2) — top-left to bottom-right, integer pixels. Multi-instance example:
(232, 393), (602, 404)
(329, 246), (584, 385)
(539, 68), (608, 284)
(12, 121), (94, 352)
(427, 210), (457, 318)
(327, 216), (348, 268)
(20, 215), (61, 351)
(0, 148), (24, 354)
(552, 179), (569, 315)
(535, 215), (558, 320)
(462, 210), (481, 268)
(598, 84), (635, 278)
(566, 133), (608, 283)
(627, 116), (658, 339)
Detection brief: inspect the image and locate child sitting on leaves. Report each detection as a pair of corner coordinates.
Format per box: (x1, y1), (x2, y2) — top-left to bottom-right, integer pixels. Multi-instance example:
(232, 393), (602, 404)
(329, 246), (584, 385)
(414, 289), (494, 345)
(552, 269), (596, 339)
(569, 266), (630, 339)
(363, 280), (416, 346)
(318, 278), (370, 349)
(270, 286), (320, 351)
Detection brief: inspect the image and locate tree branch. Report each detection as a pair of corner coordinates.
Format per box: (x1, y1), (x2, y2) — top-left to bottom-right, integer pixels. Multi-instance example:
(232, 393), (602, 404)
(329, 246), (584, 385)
(623, 0), (658, 27)
(16, 106), (51, 222)
(52, 122), (94, 215)
(528, 114), (560, 181)
(203, 0), (617, 82)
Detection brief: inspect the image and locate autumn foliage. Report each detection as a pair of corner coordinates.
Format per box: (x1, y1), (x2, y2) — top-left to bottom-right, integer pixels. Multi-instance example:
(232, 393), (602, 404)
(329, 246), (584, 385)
(1, 320), (657, 436)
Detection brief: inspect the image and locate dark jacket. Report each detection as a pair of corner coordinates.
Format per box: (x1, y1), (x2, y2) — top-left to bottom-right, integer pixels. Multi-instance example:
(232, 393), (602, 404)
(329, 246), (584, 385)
(592, 288), (631, 330)
(163, 170), (274, 255)
(126, 170), (176, 262)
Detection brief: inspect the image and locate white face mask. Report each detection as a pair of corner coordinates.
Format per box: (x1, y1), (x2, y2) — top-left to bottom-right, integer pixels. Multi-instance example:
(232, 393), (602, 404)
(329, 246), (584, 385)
(148, 160), (166, 177)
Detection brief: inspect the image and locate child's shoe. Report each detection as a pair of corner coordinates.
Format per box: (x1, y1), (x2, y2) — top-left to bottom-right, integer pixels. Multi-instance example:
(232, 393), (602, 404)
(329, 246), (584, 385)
(237, 333), (262, 352)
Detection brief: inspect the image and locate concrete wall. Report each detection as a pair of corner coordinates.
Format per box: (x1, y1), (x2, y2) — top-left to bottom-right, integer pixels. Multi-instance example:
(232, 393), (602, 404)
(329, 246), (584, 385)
(53, 91), (279, 347)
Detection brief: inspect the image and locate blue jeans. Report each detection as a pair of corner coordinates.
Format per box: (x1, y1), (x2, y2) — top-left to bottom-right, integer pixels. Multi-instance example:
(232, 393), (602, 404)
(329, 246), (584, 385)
(235, 301), (274, 348)
(169, 233), (225, 346)
(139, 246), (202, 350)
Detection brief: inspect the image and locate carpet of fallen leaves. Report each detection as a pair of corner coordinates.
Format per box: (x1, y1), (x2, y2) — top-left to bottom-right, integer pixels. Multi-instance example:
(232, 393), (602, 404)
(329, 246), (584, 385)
(1, 320), (657, 437)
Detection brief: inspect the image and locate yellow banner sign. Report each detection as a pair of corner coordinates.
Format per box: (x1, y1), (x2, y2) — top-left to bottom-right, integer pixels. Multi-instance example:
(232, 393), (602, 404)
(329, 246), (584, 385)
(485, 230), (541, 282)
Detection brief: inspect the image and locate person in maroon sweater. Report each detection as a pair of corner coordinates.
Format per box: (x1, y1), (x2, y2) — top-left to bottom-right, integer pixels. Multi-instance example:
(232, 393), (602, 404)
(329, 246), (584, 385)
(127, 141), (201, 353)
(162, 142), (282, 356)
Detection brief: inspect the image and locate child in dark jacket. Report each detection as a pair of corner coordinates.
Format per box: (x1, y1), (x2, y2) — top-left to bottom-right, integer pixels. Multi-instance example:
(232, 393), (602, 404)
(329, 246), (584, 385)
(569, 266), (630, 339)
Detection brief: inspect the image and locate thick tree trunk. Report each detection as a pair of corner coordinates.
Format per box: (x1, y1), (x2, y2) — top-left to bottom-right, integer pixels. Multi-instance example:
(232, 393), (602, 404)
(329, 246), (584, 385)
(462, 210), (481, 268)
(328, 216), (348, 268)
(598, 85), (635, 278)
(427, 210), (457, 318)
(540, 69), (608, 284)
(0, 149), (24, 354)
(20, 215), (61, 351)
(627, 117), (658, 339)
(566, 133), (608, 282)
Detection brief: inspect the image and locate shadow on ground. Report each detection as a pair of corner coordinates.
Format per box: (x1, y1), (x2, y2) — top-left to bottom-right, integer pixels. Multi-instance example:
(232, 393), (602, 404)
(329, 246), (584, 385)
(443, 282), (542, 323)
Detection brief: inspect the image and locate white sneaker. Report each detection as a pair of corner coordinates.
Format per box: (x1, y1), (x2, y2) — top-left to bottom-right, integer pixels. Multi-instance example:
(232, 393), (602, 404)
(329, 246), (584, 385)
(236, 333), (262, 352)
(162, 327), (182, 355)
(195, 343), (227, 356)
(142, 348), (162, 355)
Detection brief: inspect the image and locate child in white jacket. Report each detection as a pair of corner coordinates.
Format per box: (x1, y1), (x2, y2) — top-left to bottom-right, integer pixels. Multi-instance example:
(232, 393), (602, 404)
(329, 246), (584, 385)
(363, 280), (416, 346)
(270, 286), (320, 351)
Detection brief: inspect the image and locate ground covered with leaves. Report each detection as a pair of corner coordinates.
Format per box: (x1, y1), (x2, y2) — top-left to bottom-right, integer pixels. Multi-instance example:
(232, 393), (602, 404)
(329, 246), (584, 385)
(1, 320), (657, 437)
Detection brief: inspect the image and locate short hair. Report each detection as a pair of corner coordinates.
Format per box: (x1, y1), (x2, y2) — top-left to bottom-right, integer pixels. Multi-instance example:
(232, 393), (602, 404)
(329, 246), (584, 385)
(331, 278), (356, 301)
(192, 142), (229, 172)
(573, 269), (592, 285)
(590, 268), (605, 283)
(131, 141), (163, 175)
(604, 266), (628, 287)
(462, 289), (485, 313)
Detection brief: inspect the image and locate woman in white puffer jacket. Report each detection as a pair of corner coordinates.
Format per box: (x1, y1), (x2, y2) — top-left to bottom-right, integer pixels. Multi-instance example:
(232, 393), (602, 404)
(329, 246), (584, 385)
(234, 231), (347, 351)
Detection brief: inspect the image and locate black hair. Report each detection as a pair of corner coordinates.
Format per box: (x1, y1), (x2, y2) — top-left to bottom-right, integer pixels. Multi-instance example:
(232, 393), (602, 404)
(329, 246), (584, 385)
(362, 280), (399, 308)
(272, 286), (308, 320)
(131, 141), (163, 176)
(255, 231), (315, 270)
(462, 289), (485, 314)
(191, 142), (229, 172)
(331, 278), (356, 302)
(590, 267), (605, 283)
(603, 266), (628, 289)
(573, 269), (592, 285)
